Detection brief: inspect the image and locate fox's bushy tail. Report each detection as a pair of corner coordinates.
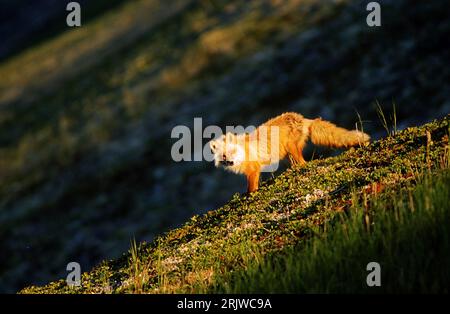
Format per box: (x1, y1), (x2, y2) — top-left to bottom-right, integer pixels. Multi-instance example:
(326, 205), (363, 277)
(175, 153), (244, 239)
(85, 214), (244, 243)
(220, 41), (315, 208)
(307, 118), (370, 148)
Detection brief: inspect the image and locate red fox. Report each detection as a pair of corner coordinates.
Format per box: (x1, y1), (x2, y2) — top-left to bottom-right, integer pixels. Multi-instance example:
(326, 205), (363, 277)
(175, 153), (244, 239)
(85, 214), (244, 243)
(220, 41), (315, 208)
(209, 112), (370, 193)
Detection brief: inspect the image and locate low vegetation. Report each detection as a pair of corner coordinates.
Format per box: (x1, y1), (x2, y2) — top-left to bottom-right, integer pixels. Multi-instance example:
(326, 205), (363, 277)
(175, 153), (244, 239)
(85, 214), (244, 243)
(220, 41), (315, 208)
(20, 115), (450, 293)
(213, 169), (450, 293)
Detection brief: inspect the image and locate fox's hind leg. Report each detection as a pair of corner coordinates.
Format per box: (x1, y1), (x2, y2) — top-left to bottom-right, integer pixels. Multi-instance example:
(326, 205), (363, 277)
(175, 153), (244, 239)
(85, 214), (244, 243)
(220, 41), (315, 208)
(287, 143), (306, 166)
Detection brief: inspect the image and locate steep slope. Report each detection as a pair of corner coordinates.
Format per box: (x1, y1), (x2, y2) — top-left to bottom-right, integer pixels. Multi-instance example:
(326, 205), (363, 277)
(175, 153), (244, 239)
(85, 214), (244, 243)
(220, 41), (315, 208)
(1, 0), (449, 292)
(20, 115), (449, 293)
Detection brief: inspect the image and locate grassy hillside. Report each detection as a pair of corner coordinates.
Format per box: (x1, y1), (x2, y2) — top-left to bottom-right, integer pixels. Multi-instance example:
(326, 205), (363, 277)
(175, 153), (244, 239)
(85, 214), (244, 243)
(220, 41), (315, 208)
(20, 115), (450, 293)
(1, 0), (449, 292)
(214, 169), (450, 293)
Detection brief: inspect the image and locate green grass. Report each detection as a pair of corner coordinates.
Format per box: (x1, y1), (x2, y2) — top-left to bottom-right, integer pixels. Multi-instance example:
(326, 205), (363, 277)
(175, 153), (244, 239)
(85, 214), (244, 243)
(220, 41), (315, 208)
(19, 115), (450, 294)
(210, 169), (450, 293)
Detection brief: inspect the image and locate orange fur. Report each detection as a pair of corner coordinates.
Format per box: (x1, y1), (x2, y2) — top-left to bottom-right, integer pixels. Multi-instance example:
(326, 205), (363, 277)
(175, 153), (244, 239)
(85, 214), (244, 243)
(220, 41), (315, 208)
(210, 112), (370, 193)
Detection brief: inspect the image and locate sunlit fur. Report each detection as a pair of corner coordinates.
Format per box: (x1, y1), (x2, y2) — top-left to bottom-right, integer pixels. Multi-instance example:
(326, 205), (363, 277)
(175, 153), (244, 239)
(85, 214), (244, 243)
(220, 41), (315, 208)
(210, 112), (370, 193)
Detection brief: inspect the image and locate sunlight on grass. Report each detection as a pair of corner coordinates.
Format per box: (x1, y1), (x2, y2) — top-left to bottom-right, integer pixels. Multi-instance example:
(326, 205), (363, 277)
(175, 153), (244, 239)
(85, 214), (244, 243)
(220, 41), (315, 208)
(211, 168), (450, 293)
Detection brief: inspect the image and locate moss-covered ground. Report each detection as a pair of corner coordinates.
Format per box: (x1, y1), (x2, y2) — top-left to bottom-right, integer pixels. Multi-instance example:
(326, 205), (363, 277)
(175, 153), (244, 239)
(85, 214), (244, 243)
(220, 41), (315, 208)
(20, 115), (449, 293)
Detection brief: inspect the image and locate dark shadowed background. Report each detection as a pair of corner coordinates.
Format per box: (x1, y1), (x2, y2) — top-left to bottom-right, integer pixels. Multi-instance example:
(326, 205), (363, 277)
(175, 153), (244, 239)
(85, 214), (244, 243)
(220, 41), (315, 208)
(0, 0), (449, 292)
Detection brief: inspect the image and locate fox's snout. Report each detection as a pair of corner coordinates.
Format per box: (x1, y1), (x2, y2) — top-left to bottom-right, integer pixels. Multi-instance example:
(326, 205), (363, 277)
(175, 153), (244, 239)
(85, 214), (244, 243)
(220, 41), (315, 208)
(219, 159), (234, 166)
(217, 152), (234, 166)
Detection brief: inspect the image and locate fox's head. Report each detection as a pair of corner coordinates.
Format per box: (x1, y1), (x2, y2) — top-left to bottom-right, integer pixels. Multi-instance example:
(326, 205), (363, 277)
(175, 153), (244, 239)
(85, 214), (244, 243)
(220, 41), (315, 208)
(209, 133), (245, 170)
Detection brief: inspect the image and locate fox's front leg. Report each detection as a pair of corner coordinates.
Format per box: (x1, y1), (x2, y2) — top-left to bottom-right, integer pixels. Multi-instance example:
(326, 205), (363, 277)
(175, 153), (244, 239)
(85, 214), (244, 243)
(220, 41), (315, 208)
(246, 169), (260, 193)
